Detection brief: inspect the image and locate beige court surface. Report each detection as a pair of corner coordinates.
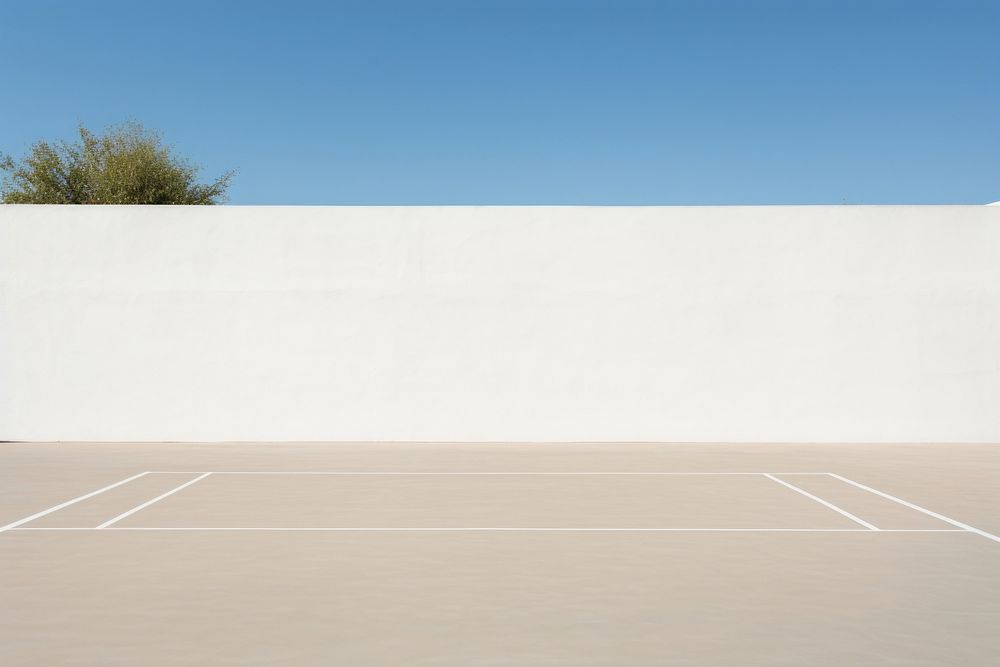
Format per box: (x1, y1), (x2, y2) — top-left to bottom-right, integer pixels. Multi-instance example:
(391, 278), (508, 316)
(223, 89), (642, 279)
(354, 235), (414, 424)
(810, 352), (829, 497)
(1, 442), (999, 665)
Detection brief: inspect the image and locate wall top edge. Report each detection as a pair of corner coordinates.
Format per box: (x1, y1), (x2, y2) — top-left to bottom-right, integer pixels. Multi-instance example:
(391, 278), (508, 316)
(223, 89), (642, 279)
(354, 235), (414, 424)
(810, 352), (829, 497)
(1, 204), (998, 210)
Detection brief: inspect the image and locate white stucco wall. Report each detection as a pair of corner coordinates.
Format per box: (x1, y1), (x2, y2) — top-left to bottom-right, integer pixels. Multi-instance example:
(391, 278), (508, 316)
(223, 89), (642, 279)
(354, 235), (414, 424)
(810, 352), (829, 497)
(1, 205), (998, 442)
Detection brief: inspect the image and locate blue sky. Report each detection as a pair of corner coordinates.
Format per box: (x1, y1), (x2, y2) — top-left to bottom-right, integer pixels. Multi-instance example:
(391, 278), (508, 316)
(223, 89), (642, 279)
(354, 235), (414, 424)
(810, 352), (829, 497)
(1, 0), (997, 204)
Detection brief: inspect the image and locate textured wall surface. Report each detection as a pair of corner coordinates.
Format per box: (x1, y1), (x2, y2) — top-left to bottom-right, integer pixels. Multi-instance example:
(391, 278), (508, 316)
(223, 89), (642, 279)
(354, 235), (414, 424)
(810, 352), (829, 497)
(2, 205), (998, 442)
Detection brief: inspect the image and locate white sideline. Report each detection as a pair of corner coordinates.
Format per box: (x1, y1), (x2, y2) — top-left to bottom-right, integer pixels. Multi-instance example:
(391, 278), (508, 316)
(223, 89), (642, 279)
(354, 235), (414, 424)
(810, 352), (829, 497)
(9, 527), (969, 533)
(96, 473), (213, 529)
(763, 473), (879, 530)
(0, 472), (150, 533)
(827, 473), (1000, 544)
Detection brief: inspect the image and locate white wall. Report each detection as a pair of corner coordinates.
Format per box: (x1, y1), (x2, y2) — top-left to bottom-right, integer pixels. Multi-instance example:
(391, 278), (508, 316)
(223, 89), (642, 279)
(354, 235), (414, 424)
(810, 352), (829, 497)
(1, 205), (998, 442)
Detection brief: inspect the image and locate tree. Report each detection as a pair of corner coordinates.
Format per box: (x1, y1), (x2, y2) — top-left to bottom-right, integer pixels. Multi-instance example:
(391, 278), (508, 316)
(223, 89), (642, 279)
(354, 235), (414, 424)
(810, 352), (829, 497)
(1, 122), (234, 204)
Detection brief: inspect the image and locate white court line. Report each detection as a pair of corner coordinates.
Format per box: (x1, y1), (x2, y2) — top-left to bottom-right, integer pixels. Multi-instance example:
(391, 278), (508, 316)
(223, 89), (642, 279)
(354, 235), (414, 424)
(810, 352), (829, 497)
(145, 471), (830, 475)
(827, 473), (1000, 545)
(763, 473), (879, 531)
(96, 473), (212, 529)
(8, 527), (968, 532)
(0, 472), (150, 533)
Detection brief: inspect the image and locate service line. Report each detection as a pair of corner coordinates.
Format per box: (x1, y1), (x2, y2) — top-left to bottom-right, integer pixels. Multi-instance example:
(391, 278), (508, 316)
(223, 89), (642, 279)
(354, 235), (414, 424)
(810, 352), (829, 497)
(10, 527), (968, 533)
(144, 471), (831, 475)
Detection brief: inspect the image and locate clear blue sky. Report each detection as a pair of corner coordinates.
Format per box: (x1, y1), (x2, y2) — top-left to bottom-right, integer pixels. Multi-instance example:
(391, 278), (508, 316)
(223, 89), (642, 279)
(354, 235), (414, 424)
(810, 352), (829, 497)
(1, 0), (997, 204)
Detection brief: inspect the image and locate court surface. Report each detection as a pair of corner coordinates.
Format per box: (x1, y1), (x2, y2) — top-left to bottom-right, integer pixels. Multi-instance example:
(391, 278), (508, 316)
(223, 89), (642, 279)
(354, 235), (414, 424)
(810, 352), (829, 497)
(2, 442), (999, 665)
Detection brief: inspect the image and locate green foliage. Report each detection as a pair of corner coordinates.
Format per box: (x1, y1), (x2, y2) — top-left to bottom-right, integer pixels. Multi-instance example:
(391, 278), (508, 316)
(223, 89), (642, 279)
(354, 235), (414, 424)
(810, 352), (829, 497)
(1, 122), (234, 204)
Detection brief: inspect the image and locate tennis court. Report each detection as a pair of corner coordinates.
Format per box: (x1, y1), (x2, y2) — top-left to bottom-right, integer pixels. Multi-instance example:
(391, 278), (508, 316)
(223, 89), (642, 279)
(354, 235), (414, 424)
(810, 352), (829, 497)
(2, 442), (999, 664)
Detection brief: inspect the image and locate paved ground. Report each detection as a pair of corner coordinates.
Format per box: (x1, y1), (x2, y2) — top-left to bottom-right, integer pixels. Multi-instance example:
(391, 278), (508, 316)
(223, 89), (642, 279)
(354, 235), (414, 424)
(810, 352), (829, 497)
(2, 442), (998, 665)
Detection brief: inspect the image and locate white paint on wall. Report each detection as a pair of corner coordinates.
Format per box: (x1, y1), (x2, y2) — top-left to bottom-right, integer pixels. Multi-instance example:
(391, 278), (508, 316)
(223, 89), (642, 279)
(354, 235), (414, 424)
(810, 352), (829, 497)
(1, 205), (998, 442)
